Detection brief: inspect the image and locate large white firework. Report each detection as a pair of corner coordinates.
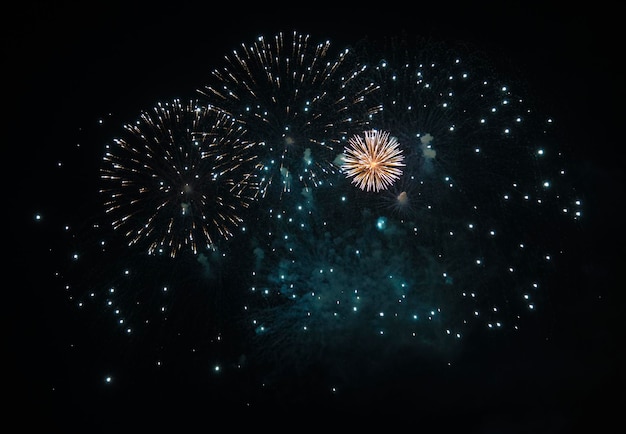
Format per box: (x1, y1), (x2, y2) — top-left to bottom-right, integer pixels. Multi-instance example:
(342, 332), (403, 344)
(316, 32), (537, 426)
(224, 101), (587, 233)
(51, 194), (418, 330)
(198, 30), (380, 199)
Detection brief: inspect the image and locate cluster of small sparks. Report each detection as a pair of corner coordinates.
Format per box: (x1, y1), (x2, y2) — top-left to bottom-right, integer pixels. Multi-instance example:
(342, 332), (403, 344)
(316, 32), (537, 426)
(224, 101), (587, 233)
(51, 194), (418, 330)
(42, 31), (583, 393)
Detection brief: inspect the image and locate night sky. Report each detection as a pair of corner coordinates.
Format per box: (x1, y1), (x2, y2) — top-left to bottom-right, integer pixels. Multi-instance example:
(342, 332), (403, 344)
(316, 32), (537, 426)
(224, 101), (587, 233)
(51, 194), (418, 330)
(7, 2), (623, 432)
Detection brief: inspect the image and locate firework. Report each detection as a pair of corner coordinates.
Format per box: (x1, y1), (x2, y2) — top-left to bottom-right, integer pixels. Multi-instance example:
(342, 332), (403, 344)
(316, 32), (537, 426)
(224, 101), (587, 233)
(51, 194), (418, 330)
(45, 33), (583, 398)
(100, 99), (260, 258)
(341, 129), (405, 192)
(58, 100), (258, 346)
(243, 36), (583, 386)
(198, 30), (380, 198)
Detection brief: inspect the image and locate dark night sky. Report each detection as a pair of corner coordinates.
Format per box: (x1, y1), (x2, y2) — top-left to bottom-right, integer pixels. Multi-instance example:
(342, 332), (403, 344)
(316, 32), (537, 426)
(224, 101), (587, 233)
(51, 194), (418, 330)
(6, 2), (624, 432)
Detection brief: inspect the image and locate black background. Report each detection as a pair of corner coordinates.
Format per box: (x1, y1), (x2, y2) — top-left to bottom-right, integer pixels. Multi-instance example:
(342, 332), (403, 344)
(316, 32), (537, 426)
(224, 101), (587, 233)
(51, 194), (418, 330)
(6, 1), (623, 431)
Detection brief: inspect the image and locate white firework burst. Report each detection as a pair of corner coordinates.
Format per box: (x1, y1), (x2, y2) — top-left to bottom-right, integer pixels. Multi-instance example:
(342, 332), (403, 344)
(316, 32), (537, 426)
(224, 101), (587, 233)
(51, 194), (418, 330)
(341, 129), (405, 192)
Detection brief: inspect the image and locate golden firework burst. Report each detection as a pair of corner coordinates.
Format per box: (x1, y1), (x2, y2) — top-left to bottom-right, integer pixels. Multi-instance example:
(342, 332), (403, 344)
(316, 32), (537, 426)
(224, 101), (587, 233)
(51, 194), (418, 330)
(341, 130), (405, 192)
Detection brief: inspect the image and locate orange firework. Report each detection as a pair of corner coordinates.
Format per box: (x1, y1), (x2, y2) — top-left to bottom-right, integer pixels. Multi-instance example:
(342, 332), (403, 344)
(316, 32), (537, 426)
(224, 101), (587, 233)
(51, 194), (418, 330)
(341, 129), (405, 192)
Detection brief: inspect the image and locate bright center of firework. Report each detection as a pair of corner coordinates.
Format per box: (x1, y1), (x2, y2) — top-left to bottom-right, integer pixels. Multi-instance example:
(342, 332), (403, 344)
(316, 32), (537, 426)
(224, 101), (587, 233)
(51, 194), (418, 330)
(341, 130), (405, 192)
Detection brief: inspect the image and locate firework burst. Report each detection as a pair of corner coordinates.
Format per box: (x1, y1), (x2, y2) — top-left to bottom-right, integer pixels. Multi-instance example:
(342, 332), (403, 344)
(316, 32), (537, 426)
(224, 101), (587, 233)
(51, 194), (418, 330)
(198, 30), (380, 198)
(100, 99), (260, 258)
(341, 129), (405, 192)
